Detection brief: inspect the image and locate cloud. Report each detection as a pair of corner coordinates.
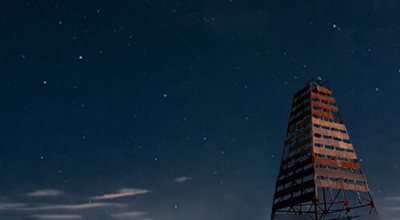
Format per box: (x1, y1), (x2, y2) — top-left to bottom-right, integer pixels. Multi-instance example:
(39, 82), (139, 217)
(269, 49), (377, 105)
(58, 203), (111, 210)
(384, 206), (400, 210)
(384, 196), (400, 201)
(0, 203), (27, 210)
(111, 211), (146, 218)
(174, 176), (192, 183)
(20, 202), (119, 211)
(92, 188), (150, 200)
(27, 189), (64, 197)
(31, 214), (82, 219)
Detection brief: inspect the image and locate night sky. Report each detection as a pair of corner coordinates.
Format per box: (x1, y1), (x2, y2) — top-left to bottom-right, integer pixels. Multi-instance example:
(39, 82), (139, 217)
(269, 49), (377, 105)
(1, 1), (400, 219)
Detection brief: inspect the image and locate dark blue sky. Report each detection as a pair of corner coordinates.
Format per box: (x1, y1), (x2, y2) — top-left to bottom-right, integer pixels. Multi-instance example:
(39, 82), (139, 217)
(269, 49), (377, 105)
(0, 0), (400, 219)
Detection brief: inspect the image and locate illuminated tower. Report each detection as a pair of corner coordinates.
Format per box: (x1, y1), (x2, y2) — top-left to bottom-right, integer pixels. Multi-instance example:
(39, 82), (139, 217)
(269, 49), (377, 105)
(271, 78), (378, 220)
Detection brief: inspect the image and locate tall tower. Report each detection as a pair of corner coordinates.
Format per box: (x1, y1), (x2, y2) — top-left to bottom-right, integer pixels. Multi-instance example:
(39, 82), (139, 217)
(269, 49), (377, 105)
(271, 78), (378, 220)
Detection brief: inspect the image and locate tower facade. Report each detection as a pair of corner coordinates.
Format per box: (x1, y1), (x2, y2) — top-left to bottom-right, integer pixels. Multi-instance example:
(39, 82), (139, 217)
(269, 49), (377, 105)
(271, 78), (378, 220)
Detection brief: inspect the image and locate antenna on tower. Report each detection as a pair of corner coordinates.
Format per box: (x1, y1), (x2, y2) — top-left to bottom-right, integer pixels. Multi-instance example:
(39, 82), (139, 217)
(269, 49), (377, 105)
(304, 77), (330, 89)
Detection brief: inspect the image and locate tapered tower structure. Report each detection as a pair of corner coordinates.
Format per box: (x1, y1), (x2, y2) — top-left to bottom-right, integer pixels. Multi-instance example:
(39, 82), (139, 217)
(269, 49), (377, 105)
(271, 78), (378, 220)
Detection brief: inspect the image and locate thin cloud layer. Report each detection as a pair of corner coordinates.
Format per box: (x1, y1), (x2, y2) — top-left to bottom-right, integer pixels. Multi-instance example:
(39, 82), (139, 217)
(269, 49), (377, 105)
(0, 203), (27, 210)
(27, 189), (64, 197)
(31, 214), (82, 219)
(111, 211), (146, 218)
(92, 188), (150, 200)
(21, 202), (114, 211)
(174, 176), (192, 183)
(384, 196), (400, 201)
